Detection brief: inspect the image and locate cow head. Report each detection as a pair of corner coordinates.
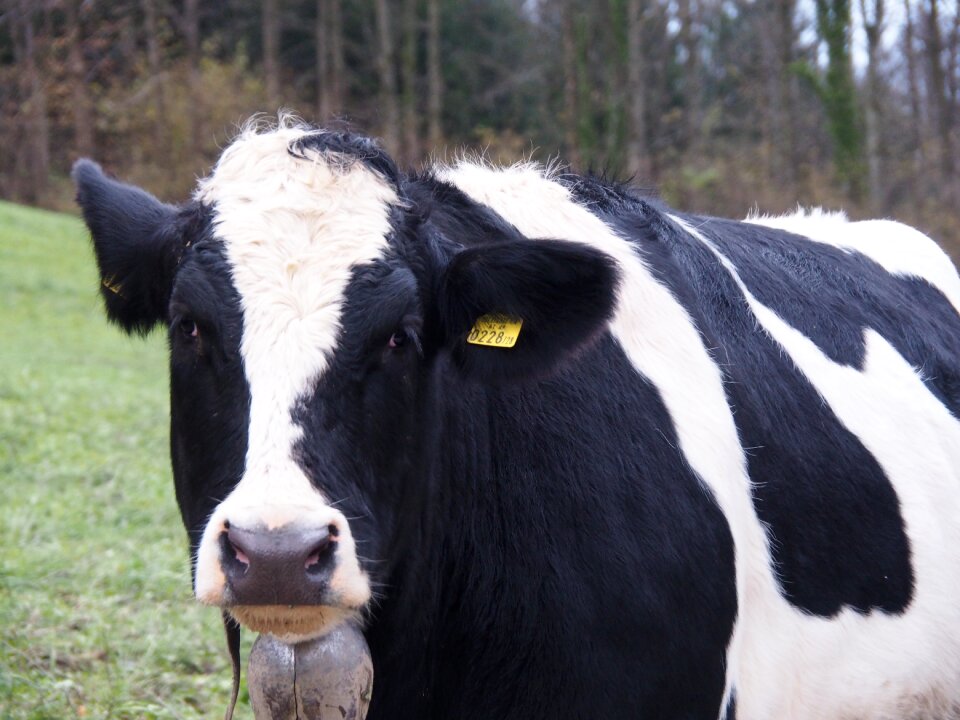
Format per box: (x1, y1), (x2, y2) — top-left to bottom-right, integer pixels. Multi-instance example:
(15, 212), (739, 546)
(74, 120), (617, 642)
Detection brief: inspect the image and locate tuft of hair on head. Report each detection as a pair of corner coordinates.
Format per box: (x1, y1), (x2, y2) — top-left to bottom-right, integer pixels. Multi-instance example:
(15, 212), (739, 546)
(200, 113), (402, 199)
(288, 130), (400, 188)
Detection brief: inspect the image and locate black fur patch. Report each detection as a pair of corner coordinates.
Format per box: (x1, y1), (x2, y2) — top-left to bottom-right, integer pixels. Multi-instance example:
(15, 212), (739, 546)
(408, 174), (527, 246)
(167, 238), (250, 563)
(360, 336), (737, 719)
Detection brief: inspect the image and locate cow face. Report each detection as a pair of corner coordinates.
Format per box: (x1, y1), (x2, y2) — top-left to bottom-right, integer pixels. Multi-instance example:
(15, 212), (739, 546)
(74, 122), (617, 642)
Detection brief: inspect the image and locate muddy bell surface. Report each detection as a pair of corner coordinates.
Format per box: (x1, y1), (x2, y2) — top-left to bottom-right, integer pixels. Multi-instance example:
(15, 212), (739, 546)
(247, 622), (373, 720)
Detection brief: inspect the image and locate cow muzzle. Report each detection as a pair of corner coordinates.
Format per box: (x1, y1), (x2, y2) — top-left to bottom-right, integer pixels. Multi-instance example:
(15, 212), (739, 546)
(195, 503), (372, 642)
(223, 522), (338, 605)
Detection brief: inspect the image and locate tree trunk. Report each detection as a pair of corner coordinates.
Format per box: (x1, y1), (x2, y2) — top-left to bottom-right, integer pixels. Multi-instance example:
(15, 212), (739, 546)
(858, 0), (885, 212)
(756, 0), (797, 194)
(924, 0), (955, 179)
(142, 0), (167, 160)
(573, 14), (597, 166)
(561, 0), (582, 169)
(400, 0), (420, 165)
(947, 7), (960, 121)
(183, 0), (202, 158)
(777, 0), (799, 193)
(626, 0), (649, 179)
(16, 0), (49, 203)
(65, 0), (94, 158)
(759, 6), (783, 185)
(426, 0), (442, 147)
(942, 3), (960, 203)
(903, 0), (927, 175)
(316, 0), (330, 120)
(263, 0), (282, 109)
(813, 0), (864, 200)
(373, 0), (399, 153)
(330, 0), (344, 114)
(677, 0), (701, 153)
(604, 0), (628, 176)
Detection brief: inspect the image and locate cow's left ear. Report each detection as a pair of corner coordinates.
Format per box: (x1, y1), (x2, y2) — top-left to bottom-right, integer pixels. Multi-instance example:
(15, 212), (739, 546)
(437, 239), (619, 382)
(73, 159), (182, 335)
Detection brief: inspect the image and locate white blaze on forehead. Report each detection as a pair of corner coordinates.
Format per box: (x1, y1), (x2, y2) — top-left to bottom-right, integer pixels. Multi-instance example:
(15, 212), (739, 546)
(191, 123), (393, 611)
(196, 124), (397, 486)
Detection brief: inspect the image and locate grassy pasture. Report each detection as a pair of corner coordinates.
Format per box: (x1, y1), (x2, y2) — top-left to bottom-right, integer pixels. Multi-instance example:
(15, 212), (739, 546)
(0, 201), (252, 719)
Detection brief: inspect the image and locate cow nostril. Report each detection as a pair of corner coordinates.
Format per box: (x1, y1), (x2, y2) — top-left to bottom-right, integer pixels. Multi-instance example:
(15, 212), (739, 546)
(222, 529), (251, 572)
(305, 527), (337, 572)
(232, 544), (250, 567)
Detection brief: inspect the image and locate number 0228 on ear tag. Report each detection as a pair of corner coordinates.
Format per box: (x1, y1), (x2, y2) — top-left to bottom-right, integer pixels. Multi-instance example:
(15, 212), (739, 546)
(467, 315), (523, 348)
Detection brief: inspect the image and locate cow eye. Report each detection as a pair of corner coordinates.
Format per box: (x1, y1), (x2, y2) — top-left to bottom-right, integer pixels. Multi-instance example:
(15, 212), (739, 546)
(179, 316), (199, 340)
(386, 327), (422, 357)
(388, 330), (406, 349)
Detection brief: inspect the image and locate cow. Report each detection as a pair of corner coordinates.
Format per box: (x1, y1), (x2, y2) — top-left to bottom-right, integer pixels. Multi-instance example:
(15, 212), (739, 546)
(72, 118), (960, 720)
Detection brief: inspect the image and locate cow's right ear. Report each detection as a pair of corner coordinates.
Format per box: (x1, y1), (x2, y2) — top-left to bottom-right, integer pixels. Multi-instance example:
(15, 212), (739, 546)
(435, 238), (619, 382)
(72, 159), (181, 335)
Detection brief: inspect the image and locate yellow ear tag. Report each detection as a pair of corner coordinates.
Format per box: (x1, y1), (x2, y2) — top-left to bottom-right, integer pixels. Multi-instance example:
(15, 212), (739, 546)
(102, 276), (125, 297)
(467, 314), (523, 348)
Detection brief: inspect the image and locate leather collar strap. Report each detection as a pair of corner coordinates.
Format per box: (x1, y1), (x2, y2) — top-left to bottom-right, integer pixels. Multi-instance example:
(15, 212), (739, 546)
(222, 611), (242, 720)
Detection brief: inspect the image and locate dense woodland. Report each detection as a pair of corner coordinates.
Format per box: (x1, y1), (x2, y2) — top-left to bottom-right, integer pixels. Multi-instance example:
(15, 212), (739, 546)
(1, 0), (959, 257)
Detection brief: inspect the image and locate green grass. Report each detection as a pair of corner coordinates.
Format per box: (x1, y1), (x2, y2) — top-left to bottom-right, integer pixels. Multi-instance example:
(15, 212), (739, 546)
(0, 201), (253, 719)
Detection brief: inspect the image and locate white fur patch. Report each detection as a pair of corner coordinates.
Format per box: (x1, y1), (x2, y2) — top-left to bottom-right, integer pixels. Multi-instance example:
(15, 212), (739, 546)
(746, 208), (960, 315)
(191, 120), (395, 622)
(674, 215), (960, 720)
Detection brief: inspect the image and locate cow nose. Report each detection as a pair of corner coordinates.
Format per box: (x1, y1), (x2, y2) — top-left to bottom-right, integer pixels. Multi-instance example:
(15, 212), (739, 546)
(221, 523), (338, 605)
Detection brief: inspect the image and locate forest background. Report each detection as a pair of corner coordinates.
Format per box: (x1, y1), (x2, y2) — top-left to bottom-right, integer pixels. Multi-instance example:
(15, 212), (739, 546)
(1, 0), (959, 259)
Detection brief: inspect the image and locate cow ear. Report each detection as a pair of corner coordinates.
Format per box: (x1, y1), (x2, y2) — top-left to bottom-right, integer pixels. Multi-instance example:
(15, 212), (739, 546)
(72, 159), (181, 335)
(437, 239), (619, 382)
